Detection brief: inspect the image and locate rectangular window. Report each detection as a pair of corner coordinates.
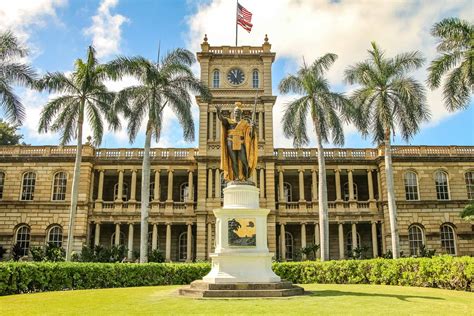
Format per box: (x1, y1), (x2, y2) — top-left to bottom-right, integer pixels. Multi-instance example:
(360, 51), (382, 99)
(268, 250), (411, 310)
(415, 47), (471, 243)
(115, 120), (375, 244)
(404, 172), (419, 200)
(52, 172), (67, 201)
(0, 172), (4, 200)
(435, 171), (450, 200)
(465, 172), (474, 200)
(21, 172), (36, 201)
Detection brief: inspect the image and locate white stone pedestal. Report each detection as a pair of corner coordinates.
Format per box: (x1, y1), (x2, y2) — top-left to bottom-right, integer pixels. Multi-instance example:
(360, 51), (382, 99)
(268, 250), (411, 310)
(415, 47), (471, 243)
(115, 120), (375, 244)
(203, 184), (281, 284)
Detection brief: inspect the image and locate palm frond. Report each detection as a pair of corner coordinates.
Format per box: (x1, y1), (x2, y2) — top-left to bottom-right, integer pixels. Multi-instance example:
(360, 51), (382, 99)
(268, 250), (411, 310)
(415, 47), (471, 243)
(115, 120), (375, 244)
(0, 31), (27, 60)
(281, 96), (310, 148)
(0, 80), (25, 124)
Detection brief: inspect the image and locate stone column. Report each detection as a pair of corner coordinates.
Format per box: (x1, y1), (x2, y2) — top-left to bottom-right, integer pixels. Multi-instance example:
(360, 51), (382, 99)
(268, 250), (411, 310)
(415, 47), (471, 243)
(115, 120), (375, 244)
(153, 169), (161, 201)
(208, 111), (214, 140)
(208, 168), (213, 198)
(314, 222), (320, 258)
(348, 169), (355, 201)
(165, 223), (171, 262)
(207, 222), (213, 259)
(311, 169), (317, 201)
(258, 111), (264, 141)
(301, 223), (306, 259)
(94, 223), (100, 246)
(371, 221), (379, 258)
(335, 169), (342, 201)
(114, 223), (121, 246)
(377, 169), (383, 201)
(97, 169), (105, 201)
(280, 223), (286, 261)
(166, 169), (174, 202)
(89, 170), (95, 202)
(367, 169), (374, 200)
(278, 169), (284, 202)
(298, 168), (305, 202)
(186, 223), (192, 262)
(130, 169), (137, 202)
(127, 223), (134, 260)
(338, 223), (344, 259)
(259, 168), (265, 197)
(215, 169), (221, 199)
(116, 169), (124, 202)
(152, 223), (158, 251)
(352, 223), (358, 250)
(187, 169), (194, 202)
(216, 118), (221, 141)
(381, 221), (387, 253)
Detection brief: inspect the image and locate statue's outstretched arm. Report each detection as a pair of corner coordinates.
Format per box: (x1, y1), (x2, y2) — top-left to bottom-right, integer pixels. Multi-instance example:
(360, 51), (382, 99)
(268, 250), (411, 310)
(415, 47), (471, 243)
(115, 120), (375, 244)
(215, 105), (230, 129)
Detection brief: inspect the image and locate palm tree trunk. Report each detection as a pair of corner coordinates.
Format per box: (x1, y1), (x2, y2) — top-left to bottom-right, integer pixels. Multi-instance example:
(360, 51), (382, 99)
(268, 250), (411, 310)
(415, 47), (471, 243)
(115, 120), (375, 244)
(315, 123), (329, 261)
(140, 119), (153, 263)
(384, 129), (400, 258)
(65, 100), (85, 261)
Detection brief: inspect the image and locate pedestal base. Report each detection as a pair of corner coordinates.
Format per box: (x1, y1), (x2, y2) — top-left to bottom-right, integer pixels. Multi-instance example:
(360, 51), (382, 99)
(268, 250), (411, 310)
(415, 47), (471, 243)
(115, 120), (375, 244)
(179, 280), (304, 298)
(203, 252), (280, 283)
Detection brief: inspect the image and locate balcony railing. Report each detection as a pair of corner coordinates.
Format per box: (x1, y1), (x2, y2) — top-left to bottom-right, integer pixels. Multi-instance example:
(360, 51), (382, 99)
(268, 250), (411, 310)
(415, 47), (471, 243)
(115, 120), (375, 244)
(95, 148), (197, 160)
(277, 200), (377, 211)
(273, 146), (474, 160)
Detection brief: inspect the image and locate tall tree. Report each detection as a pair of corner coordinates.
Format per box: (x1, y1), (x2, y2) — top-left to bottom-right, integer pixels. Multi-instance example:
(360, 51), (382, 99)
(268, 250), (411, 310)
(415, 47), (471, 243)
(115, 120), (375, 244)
(0, 119), (23, 145)
(38, 46), (119, 261)
(107, 48), (211, 263)
(427, 17), (473, 111)
(345, 42), (430, 258)
(279, 54), (352, 261)
(0, 31), (36, 124)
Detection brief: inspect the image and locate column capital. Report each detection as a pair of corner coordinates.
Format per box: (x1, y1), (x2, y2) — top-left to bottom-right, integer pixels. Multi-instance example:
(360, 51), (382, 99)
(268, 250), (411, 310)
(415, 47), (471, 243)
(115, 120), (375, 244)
(154, 168), (161, 173)
(187, 168), (196, 173)
(114, 221), (122, 225)
(367, 168), (375, 172)
(298, 168), (305, 173)
(117, 168), (124, 173)
(300, 222), (307, 226)
(168, 168), (174, 173)
(371, 220), (379, 224)
(131, 168), (138, 173)
(98, 168), (105, 173)
(334, 168), (341, 173)
(278, 167), (284, 173)
(165, 222), (172, 226)
(311, 168), (317, 173)
(186, 221), (194, 226)
(127, 222), (135, 225)
(347, 168), (353, 173)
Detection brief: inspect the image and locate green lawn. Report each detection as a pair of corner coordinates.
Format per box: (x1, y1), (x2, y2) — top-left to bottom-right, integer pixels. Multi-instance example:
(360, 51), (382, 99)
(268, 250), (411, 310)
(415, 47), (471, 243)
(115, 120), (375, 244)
(1, 284), (473, 316)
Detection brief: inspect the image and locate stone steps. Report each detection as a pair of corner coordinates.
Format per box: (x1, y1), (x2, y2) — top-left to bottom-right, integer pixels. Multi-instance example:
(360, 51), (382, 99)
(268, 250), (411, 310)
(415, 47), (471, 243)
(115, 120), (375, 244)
(179, 280), (305, 298)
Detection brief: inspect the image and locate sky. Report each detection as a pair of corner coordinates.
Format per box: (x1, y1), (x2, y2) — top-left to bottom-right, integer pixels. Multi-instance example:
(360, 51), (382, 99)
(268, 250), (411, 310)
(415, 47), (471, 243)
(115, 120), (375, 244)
(0, 0), (473, 149)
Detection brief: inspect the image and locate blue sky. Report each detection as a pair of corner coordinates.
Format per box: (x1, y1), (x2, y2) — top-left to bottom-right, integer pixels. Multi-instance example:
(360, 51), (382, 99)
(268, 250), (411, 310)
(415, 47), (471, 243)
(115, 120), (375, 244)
(1, 0), (473, 149)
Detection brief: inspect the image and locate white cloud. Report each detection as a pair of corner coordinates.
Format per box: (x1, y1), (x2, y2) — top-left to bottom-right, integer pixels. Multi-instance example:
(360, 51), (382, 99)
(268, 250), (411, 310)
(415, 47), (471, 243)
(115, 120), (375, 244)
(84, 0), (129, 59)
(0, 0), (67, 57)
(186, 0), (471, 147)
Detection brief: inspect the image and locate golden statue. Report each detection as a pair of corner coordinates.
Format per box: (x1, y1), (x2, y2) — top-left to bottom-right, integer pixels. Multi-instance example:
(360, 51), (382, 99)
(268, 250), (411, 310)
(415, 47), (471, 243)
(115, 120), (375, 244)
(216, 102), (258, 183)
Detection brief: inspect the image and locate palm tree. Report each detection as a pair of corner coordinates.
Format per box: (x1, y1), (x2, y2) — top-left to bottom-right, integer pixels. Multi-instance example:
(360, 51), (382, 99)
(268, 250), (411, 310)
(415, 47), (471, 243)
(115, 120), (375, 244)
(0, 31), (37, 124)
(345, 42), (430, 258)
(106, 48), (211, 263)
(279, 54), (352, 261)
(427, 17), (473, 111)
(38, 46), (119, 261)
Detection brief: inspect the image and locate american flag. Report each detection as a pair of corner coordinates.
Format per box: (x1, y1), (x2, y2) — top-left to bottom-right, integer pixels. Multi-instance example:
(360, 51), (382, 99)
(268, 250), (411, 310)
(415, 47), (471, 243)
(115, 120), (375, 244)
(237, 3), (253, 32)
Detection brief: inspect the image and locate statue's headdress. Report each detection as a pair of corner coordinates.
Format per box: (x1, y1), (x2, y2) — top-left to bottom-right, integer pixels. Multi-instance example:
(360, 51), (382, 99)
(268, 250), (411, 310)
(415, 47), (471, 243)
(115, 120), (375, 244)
(233, 102), (243, 112)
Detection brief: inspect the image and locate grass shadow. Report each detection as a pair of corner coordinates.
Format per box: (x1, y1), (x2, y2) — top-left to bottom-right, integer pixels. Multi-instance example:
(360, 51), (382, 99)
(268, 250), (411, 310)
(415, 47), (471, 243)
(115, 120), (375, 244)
(305, 290), (445, 302)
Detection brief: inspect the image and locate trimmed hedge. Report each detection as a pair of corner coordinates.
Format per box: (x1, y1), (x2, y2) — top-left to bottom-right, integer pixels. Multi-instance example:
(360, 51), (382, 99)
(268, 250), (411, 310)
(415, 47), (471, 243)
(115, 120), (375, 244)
(273, 256), (473, 291)
(0, 256), (472, 295)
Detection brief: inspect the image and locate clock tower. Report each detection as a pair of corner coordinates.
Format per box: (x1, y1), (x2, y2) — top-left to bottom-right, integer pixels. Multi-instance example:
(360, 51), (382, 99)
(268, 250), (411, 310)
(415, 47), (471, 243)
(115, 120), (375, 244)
(194, 35), (278, 258)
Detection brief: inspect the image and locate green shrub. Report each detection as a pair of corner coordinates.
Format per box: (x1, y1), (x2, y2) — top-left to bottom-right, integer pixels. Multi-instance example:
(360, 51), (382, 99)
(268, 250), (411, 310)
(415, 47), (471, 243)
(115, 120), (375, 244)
(148, 249), (165, 263)
(0, 256), (472, 296)
(30, 243), (65, 262)
(273, 256), (473, 291)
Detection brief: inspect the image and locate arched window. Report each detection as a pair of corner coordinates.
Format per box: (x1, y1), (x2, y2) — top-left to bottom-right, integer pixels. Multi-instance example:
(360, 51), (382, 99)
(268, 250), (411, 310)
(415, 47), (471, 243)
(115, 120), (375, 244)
(343, 182), (358, 201)
(345, 231), (361, 254)
(252, 69), (259, 88)
(52, 172), (67, 201)
(178, 232), (191, 261)
(464, 171), (474, 200)
(408, 224), (424, 256)
(285, 232), (294, 261)
(0, 171), (4, 200)
(110, 231), (126, 246)
(113, 183), (129, 201)
(435, 171), (450, 200)
(404, 171), (419, 201)
(440, 224), (456, 255)
(15, 225), (31, 256)
(213, 70), (220, 88)
(283, 182), (292, 202)
(21, 172), (36, 201)
(48, 225), (63, 247)
(180, 182), (189, 202)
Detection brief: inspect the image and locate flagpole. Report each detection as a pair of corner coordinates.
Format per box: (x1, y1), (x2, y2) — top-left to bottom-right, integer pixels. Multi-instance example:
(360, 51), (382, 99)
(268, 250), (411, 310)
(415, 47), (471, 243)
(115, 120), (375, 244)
(235, 0), (238, 46)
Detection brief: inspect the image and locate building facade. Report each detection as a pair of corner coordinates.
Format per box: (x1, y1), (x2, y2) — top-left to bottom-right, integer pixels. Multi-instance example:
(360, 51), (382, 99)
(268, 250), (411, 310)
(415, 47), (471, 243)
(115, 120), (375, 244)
(0, 37), (473, 261)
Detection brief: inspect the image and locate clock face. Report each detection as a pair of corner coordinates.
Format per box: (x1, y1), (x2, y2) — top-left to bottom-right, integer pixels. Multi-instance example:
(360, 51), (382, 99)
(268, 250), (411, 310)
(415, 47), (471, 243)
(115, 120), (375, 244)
(227, 68), (245, 85)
